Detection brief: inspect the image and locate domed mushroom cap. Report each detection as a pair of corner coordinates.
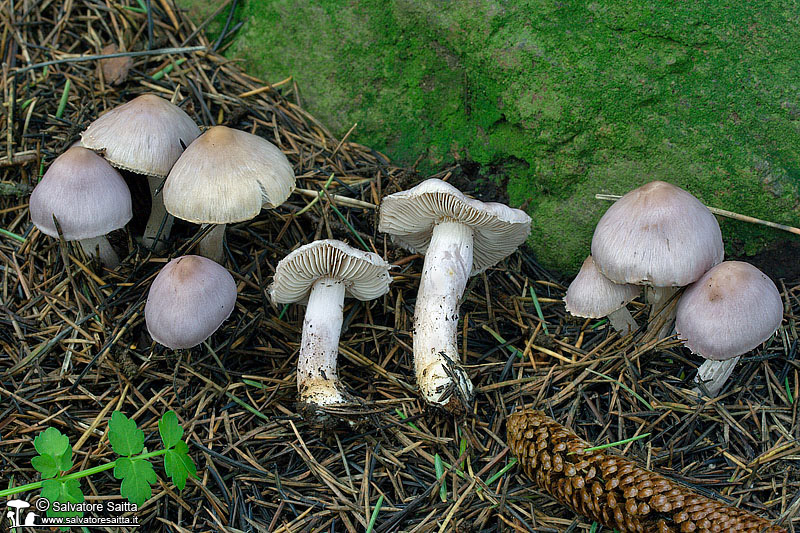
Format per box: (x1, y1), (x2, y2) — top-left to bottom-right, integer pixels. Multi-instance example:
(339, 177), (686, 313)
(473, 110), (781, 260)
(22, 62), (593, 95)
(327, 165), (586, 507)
(145, 255), (237, 349)
(269, 239), (391, 304)
(163, 126), (296, 224)
(565, 256), (640, 318)
(675, 261), (783, 361)
(591, 181), (723, 287)
(378, 178), (531, 276)
(80, 94), (201, 177)
(30, 146), (132, 240)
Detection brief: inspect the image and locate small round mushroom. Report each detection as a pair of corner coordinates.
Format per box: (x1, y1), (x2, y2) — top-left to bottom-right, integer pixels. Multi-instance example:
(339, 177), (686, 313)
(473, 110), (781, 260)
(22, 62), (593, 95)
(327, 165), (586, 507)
(591, 181), (724, 338)
(565, 256), (640, 335)
(163, 126), (296, 263)
(145, 255), (237, 349)
(30, 146), (132, 267)
(379, 178), (531, 412)
(269, 240), (392, 419)
(80, 94), (201, 251)
(675, 261), (783, 396)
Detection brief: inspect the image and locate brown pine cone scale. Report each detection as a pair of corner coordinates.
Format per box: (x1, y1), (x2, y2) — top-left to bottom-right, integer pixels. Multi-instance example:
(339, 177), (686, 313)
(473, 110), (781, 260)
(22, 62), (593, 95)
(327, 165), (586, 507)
(507, 411), (785, 533)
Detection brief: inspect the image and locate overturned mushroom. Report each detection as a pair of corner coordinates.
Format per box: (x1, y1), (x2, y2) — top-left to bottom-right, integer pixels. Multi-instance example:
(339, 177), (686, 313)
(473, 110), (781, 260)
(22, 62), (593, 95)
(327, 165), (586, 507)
(269, 240), (391, 420)
(30, 146), (132, 267)
(80, 94), (201, 250)
(592, 181), (724, 338)
(379, 179), (531, 412)
(565, 256), (640, 334)
(675, 261), (783, 396)
(145, 255), (237, 350)
(163, 126), (295, 263)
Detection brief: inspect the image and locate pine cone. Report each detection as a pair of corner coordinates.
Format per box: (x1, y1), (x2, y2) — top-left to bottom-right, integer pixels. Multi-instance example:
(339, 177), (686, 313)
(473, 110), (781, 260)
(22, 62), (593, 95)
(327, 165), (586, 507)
(507, 410), (785, 533)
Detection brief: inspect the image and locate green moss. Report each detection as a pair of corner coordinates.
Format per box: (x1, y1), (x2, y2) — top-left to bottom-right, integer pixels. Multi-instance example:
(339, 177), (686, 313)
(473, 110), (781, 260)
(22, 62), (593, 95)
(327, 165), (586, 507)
(178, 0), (800, 274)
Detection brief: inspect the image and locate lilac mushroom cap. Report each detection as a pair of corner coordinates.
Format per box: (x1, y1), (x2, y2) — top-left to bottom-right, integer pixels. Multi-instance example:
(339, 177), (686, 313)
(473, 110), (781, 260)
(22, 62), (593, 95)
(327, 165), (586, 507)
(565, 256), (640, 319)
(591, 181), (724, 287)
(30, 146), (132, 240)
(675, 261), (783, 361)
(145, 255), (237, 349)
(80, 94), (201, 177)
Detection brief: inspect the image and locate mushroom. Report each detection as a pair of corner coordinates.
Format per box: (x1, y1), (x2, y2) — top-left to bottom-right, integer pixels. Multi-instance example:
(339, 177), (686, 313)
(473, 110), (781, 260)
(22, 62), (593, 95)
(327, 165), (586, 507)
(145, 255), (237, 349)
(565, 256), (640, 334)
(163, 126), (296, 263)
(268, 240), (392, 417)
(30, 146), (132, 267)
(379, 179), (531, 412)
(591, 181), (724, 338)
(675, 261), (783, 396)
(80, 94), (201, 251)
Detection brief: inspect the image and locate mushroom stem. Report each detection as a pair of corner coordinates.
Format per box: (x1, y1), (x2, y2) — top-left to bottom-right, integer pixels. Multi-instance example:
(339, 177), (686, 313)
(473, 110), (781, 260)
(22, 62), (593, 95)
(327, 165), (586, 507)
(78, 236), (120, 268)
(298, 277), (348, 407)
(414, 220), (475, 412)
(607, 306), (637, 335)
(142, 175), (175, 251)
(693, 356), (740, 396)
(646, 286), (680, 339)
(197, 224), (226, 263)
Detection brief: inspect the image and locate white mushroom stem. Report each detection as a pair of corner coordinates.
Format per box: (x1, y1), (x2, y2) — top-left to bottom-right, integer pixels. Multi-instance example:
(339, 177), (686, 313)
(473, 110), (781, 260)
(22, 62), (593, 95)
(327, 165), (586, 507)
(607, 307), (638, 335)
(197, 224), (226, 264)
(693, 356), (740, 397)
(414, 220), (475, 411)
(79, 236), (119, 268)
(297, 277), (348, 406)
(142, 175), (175, 252)
(647, 286), (680, 339)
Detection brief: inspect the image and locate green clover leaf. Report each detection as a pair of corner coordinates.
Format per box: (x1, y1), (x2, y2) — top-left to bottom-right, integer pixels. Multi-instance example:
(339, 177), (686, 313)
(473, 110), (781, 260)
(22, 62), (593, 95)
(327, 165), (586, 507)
(114, 457), (157, 506)
(108, 411), (144, 457)
(31, 427), (73, 479)
(41, 478), (84, 518)
(164, 440), (198, 490)
(158, 411), (183, 449)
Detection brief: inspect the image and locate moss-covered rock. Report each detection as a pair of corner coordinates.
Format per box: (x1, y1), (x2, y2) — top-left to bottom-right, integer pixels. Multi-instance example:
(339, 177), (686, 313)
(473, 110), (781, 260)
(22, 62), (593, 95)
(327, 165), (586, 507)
(180, 0), (800, 273)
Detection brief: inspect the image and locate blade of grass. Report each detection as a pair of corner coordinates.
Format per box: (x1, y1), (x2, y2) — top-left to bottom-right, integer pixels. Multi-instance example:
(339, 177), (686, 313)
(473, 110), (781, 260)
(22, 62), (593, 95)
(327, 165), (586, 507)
(55, 78), (71, 118)
(365, 494), (384, 533)
(435, 453), (447, 502)
(484, 458), (517, 486)
(296, 173), (335, 215)
(529, 286), (549, 335)
(585, 368), (653, 410)
(394, 408), (420, 432)
(482, 325), (524, 358)
(0, 228), (25, 243)
(786, 376), (794, 404)
(577, 433), (650, 453)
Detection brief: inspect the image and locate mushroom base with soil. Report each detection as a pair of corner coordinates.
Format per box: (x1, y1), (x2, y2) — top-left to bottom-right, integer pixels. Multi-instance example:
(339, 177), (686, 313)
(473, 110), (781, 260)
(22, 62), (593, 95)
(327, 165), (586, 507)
(297, 277), (350, 408)
(414, 220), (475, 412)
(79, 236), (120, 268)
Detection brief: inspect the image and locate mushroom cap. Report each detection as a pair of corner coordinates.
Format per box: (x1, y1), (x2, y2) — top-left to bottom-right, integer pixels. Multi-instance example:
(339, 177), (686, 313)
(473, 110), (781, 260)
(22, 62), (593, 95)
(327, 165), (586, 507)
(80, 94), (201, 177)
(591, 181), (724, 287)
(378, 178), (531, 276)
(269, 239), (391, 304)
(675, 261), (783, 361)
(145, 255), (237, 349)
(564, 256), (641, 318)
(30, 146), (132, 240)
(163, 126), (296, 224)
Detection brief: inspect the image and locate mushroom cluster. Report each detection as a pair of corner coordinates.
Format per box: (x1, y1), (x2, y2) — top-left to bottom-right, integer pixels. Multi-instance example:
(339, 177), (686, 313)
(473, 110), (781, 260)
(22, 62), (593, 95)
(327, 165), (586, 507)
(29, 93), (535, 424)
(569, 181), (784, 396)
